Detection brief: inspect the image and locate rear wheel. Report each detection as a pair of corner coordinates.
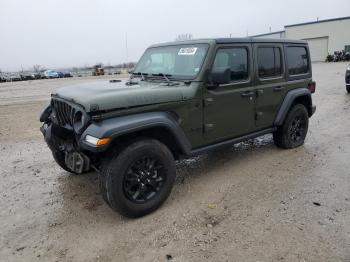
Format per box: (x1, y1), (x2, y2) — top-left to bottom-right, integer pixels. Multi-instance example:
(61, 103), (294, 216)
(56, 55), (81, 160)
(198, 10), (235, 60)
(100, 139), (176, 218)
(273, 104), (309, 149)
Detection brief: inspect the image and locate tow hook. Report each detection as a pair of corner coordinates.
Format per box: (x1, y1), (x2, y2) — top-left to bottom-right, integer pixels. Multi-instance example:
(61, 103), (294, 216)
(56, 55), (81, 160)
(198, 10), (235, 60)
(65, 151), (90, 174)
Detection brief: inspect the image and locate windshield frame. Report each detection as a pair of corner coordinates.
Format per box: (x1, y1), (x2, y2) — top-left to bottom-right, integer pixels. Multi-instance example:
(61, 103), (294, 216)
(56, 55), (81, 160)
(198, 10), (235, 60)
(133, 43), (210, 81)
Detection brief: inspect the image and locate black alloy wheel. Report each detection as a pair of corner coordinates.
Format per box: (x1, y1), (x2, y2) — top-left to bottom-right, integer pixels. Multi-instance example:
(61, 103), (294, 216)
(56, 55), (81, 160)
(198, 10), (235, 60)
(289, 114), (307, 144)
(123, 156), (165, 203)
(273, 104), (309, 149)
(100, 139), (176, 218)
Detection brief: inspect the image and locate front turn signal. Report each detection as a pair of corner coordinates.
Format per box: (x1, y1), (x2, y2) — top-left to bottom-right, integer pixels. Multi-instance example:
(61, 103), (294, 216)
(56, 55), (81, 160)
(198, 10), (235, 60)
(85, 135), (111, 146)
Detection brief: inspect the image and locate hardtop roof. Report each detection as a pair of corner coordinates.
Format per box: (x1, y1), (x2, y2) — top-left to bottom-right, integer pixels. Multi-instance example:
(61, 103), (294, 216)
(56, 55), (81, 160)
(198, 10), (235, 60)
(149, 37), (307, 48)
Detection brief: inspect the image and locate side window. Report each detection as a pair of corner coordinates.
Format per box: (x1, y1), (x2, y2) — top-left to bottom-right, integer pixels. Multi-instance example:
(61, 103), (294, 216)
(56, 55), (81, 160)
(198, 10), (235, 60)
(287, 47), (309, 75)
(213, 48), (249, 81)
(257, 47), (283, 78)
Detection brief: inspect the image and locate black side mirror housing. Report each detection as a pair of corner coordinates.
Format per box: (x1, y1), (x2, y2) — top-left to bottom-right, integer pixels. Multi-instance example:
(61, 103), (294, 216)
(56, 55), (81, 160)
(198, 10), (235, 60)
(209, 67), (231, 87)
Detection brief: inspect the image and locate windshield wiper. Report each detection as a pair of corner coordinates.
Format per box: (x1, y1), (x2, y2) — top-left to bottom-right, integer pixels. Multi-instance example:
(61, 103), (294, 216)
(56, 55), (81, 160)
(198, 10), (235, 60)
(126, 72), (147, 85)
(132, 72), (148, 81)
(151, 73), (176, 85)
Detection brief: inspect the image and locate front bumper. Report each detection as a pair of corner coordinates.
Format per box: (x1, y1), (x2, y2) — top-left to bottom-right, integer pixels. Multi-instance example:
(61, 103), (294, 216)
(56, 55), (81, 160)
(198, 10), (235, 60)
(41, 123), (91, 173)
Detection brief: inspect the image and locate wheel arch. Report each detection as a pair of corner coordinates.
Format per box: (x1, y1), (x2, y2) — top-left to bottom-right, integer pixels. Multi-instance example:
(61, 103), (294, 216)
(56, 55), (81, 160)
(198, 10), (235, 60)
(80, 112), (192, 157)
(274, 88), (313, 126)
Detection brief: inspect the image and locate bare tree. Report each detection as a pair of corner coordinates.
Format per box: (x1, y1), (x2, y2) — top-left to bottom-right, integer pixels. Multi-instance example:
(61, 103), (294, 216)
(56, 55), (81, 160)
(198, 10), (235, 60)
(175, 34), (193, 41)
(33, 64), (43, 73)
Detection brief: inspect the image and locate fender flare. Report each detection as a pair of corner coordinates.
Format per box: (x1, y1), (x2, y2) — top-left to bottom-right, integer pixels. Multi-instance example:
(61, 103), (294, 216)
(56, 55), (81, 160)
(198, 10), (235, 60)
(79, 112), (192, 154)
(274, 88), (312, 126)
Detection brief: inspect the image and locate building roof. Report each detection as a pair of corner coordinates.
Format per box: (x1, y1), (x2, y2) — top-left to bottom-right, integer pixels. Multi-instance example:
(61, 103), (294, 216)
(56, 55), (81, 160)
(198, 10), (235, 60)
(285, 16), (350, 28)
(251, 30), (285, 38)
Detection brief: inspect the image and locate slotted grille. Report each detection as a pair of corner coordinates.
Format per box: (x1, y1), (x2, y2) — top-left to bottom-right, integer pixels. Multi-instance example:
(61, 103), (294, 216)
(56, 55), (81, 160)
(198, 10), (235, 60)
(52, 99), (76, 127)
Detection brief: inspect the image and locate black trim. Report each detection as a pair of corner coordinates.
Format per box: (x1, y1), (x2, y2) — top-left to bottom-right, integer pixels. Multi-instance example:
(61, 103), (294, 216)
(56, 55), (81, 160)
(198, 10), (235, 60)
(189, 128), (276, 156)
(274, 88), (312, 126)
(79, 112), (192, 154)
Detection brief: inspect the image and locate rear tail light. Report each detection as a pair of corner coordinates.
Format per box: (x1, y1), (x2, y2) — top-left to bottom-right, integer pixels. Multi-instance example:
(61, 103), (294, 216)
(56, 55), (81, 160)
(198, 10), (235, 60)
(308, 81), (316, 93)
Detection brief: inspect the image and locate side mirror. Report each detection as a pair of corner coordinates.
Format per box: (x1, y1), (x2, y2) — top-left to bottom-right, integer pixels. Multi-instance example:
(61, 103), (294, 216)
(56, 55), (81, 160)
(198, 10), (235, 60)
(209, 67), (231, 87)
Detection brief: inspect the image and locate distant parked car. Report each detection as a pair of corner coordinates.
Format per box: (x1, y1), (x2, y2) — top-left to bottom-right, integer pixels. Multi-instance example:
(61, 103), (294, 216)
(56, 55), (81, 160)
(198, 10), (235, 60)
(20, 73), (36, 81)
(9, 73), (22, 81)
(33, 73), (42, 79)
(43, 70), (59, 79)
(346, 65), (350, 93)
(64, 72), (73, 78)
(56, 71), (65, 78)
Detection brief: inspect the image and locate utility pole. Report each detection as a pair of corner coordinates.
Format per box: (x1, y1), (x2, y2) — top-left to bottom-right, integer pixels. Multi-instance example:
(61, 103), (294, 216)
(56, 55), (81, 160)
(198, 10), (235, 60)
(125, 32), (129, 63)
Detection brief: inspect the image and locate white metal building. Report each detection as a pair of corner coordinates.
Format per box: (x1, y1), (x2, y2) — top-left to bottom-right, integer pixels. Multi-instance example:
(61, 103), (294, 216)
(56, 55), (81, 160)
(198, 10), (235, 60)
(252, 16), (350, 62)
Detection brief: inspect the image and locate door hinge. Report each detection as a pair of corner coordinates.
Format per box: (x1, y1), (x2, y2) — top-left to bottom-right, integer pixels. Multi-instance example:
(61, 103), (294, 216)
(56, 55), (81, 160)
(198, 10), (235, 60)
(204, 97), (214, 107)
(255, 111), (263, 120)
(204, 123), (214, 132)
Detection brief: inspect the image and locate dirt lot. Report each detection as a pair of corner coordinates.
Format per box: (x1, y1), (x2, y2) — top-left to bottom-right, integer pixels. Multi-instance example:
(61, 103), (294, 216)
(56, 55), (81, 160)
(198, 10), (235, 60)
(1, 64), (350, 262)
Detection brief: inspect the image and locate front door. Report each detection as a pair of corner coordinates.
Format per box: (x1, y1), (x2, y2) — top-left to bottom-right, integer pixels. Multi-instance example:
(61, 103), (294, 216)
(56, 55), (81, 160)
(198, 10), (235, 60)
(203, 44), (256, 144)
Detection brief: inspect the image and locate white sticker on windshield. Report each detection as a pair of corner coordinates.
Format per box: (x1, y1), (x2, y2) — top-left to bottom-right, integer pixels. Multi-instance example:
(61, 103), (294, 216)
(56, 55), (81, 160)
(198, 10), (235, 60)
(178, 47), (197, 56)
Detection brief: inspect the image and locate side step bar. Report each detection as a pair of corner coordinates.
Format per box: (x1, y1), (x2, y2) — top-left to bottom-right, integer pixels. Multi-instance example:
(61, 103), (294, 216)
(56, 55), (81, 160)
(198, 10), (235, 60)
(189, 127), (276, 157)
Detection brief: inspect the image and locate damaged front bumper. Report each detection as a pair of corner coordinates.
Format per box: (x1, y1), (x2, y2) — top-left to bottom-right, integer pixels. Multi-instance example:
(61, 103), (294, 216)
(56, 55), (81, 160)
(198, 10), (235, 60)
(40, 123), (91, 174)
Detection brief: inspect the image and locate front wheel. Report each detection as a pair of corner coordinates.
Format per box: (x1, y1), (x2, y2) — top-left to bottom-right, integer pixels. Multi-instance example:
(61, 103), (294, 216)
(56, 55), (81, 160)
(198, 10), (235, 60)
(273, 104), (309, 149)
(346, 86), (350, 93)
(100, 139), (176, 218)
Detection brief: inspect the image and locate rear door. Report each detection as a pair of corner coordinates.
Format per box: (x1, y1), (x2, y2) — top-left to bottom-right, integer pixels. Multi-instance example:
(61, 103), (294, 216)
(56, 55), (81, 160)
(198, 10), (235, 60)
(253, 43), (287, 129)
(203, 43), (256, 144)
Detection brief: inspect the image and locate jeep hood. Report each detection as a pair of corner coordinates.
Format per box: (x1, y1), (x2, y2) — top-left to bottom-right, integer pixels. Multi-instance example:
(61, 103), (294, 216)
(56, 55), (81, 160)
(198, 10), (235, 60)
(53, 80), (192, 112)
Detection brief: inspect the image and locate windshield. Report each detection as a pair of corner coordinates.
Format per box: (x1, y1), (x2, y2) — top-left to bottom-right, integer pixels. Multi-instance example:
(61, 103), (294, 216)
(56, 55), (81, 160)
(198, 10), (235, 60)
(133, 44), (209, 80)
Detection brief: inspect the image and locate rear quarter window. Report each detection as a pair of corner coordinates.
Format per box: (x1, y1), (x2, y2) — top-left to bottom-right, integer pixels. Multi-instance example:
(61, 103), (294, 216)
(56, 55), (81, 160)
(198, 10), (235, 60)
(287, 47), (309, 75)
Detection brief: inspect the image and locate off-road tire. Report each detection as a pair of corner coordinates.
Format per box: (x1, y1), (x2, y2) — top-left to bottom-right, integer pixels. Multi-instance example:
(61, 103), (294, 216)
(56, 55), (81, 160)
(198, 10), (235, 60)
(273, 104), (309, 149)
(100, 139), (176, 218)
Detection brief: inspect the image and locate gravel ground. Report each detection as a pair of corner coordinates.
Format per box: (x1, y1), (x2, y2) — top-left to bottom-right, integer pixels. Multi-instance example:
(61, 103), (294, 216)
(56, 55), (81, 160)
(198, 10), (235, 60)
(0, 64), (349, 262)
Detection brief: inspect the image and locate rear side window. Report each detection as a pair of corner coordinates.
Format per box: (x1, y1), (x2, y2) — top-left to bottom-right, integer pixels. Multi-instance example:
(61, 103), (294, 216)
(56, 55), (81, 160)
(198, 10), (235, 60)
(213, 48), (249, 81)
(287, 47), (309, 75)
(257, 47), (282, 78)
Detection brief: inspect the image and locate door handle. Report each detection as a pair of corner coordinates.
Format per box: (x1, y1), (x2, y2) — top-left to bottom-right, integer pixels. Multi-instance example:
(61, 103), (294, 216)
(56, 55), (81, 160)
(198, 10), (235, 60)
(241, 91), (255, 97)
(273, 86), (285, 92)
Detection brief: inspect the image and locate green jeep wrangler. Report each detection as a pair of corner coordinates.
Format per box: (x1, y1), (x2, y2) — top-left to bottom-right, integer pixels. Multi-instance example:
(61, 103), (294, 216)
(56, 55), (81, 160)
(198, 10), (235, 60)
(40, 38), (316, 217)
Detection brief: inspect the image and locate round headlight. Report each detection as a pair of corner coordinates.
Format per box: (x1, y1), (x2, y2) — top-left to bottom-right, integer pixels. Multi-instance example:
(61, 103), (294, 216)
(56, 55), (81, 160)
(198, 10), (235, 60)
(73, 111), (85, 133)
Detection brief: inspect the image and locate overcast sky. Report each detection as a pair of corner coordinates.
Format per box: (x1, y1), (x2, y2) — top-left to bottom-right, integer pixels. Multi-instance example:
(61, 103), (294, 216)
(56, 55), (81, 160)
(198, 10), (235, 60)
(0, 0), (349, 71)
